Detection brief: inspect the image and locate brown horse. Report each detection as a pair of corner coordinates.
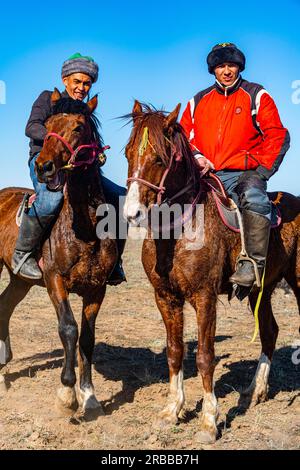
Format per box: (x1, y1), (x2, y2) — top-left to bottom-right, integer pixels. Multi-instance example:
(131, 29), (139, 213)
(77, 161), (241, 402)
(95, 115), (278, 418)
(123, 101), (300, 444)
(0, 90), (117, 415)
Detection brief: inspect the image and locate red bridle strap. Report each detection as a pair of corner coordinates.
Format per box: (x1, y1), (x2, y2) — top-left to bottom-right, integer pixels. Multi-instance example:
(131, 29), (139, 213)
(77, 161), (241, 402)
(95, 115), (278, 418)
(127, 143), (176, 205)
(45, 132), (110, 169)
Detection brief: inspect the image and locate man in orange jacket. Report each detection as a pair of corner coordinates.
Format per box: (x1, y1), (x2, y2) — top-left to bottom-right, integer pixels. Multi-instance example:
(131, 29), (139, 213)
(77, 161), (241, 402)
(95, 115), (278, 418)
(180, 43), (290, 290)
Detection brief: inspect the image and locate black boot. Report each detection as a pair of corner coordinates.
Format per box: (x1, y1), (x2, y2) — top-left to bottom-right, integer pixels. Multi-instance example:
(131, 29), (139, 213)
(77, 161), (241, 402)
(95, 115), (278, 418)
(107, 238), (127, 286)
(229, 210), (271, 288)
(11, 213), (54, 280)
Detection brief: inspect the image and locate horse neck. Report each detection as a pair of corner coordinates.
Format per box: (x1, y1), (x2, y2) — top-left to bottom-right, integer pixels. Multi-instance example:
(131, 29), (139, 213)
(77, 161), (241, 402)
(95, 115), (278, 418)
(63, 166), (104, 227)
(164, 158), (199, 205)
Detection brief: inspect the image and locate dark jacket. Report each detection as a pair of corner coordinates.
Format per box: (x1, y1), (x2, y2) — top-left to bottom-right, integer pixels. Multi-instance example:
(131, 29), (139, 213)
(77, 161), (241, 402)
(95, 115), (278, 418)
(25, 90), (69, 160)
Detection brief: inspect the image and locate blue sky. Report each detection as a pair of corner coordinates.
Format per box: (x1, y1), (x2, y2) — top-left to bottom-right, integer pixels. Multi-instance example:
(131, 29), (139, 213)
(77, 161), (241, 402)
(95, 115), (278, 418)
(0, 0), (299, 194)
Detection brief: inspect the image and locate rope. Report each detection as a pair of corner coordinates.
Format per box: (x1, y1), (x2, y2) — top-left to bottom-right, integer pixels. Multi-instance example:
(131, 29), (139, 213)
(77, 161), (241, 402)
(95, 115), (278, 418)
(250, 267), (266, 343)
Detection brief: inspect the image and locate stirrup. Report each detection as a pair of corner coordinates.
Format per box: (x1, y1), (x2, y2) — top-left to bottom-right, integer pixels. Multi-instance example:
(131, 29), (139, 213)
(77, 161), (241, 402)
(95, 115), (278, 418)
(235, 254), (261, 288)
(12, 251), (33, 275)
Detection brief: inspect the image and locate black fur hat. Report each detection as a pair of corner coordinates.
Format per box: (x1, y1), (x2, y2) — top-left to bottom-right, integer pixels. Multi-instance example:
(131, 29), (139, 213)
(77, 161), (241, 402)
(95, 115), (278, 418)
(207, 43), (245, 74)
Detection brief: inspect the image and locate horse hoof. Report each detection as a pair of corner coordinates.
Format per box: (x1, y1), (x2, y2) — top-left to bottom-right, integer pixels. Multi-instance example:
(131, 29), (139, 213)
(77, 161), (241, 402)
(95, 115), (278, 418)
(83, 395), (104, 413)
(0, 375), (7, 396)
(55, 386), (78, 416)
(77, 387), (104, 413)
(240, 388), (268, 408)
(195, 429), (217, 445)
(154, 409), (178, 429)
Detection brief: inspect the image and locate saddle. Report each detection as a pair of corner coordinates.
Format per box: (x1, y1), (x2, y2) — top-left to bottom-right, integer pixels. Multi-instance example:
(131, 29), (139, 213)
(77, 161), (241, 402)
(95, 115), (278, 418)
(205, 174), (282, 232)
(16, 193), (36, 227)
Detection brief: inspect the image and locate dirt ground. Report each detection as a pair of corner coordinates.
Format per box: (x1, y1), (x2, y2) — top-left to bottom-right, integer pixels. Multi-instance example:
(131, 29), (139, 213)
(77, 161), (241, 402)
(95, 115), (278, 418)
(0, 237), (299, 450)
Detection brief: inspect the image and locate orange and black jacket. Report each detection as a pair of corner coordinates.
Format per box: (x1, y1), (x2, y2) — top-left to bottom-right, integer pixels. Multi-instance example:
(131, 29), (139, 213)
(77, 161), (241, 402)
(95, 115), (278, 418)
(180, 76), (290, 179)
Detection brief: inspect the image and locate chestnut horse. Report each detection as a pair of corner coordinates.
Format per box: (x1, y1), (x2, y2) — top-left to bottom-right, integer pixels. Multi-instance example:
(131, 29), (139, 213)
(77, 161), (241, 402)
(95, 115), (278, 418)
(123, 101), (300, 443)
(0, 91), (117, 415)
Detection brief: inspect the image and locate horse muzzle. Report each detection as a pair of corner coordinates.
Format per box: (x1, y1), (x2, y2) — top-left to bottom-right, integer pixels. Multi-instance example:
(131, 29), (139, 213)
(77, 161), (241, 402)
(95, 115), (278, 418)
(35, 160), (56, 182)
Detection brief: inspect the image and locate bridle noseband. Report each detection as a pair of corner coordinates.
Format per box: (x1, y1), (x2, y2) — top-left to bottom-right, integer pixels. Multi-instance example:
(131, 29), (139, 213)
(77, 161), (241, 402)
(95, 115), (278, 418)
(126, 128), (178, 205)
(45, 132), (110, 170)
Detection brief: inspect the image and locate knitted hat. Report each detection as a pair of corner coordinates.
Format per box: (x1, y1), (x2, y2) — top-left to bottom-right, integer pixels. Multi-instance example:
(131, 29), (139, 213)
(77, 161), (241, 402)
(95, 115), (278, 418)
(61, 53), (99, 83)
(207, 43), (245, 74)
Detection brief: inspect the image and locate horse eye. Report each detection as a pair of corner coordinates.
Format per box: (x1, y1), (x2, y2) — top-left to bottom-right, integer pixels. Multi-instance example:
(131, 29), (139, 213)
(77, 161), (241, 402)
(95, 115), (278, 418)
(155, 156), (163, 166)
(73, 125), (83, 133)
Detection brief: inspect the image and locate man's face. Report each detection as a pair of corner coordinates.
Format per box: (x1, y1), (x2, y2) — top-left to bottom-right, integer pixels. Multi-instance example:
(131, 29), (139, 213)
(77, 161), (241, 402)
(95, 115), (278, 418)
(62, 73), (93, 100)
(214, 63), (239, 87)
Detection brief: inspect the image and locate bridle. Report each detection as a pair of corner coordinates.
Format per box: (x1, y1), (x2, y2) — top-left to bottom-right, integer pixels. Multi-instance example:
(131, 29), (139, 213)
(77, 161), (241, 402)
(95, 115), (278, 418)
(45, 132), (110, 170)
(126, 127), (181, 205)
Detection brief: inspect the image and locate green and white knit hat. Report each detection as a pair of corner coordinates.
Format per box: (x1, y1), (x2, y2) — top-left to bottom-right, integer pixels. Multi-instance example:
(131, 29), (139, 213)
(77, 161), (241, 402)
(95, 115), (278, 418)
(61, 53), (99, 83)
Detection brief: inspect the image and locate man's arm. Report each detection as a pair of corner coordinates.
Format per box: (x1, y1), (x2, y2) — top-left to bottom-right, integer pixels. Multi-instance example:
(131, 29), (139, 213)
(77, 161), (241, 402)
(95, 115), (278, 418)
(255, 92), (290, 180)
(25, 90), (52, 142)
(180, 100), (200, 156)
(180, 100), (214, 174)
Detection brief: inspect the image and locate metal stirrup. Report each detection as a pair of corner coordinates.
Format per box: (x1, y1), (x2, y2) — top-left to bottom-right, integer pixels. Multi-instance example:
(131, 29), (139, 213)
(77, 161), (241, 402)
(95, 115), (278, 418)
(235, 254), (261, 288)
(12, 251), (33, 275)
(233, 200), (261, 288)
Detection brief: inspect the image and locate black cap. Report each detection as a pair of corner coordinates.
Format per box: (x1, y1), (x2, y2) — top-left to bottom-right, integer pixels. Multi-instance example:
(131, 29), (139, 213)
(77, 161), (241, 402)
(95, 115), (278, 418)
(207, 43), (245, 74)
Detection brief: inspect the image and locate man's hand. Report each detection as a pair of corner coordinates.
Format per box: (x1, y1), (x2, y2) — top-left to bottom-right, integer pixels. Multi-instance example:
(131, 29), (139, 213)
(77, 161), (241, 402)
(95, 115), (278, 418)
(98, 152), (107, 167)
(194, 154), (215, 176)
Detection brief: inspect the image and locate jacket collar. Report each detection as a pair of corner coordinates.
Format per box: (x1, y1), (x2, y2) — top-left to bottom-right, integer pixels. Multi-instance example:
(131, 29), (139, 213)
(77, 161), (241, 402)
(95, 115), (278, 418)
(214, 75), (242, 96)
(62, 89), (70, 99)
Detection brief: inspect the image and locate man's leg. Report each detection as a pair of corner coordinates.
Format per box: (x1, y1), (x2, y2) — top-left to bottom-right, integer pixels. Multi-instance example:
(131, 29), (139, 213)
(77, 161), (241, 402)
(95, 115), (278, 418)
(12, 155), (64, 279)
(229, 171), (271, 287)
(101, 175), (127, 285)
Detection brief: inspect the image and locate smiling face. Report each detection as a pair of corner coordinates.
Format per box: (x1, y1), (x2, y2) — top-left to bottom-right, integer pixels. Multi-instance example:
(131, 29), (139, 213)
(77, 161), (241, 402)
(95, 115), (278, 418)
(62, 72), (93, 100)
(214, 62), (239, 87)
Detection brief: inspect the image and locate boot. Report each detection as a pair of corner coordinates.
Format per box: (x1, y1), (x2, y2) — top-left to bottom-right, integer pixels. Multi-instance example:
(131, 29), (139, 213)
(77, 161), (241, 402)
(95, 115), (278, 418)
(229, 210), (271, 288)
(107, 238), (127, 286)
(11, 213), (54, 280)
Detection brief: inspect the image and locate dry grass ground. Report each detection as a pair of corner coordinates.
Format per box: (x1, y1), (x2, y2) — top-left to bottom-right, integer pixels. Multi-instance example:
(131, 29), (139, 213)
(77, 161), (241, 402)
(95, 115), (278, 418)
(0, 237), (299, 450)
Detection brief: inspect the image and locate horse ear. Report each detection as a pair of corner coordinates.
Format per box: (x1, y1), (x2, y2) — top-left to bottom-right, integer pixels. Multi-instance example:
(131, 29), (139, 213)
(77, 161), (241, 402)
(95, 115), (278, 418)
(51, 88), (61, 104)
(87, 95), (98, 113)
(132, 99), (142, 115)
(164, 103), (181, 129)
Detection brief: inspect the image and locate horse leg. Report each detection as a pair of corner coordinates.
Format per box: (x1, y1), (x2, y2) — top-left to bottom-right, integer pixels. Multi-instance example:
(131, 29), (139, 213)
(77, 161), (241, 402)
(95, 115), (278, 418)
(241, 283), (278, 406)
(0, 275), (31, 393)
(77, 288), (106, 414)
(154, 290), (185, 426)
(46, 273), (79, 414)
(191, 289), (218, 444)
(284, 268), (300, 330)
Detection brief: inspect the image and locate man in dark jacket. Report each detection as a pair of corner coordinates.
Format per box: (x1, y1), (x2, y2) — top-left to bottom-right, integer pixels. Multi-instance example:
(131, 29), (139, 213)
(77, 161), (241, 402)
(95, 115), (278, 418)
(180, 43), (290, 292)
(12, 53), (126, 284)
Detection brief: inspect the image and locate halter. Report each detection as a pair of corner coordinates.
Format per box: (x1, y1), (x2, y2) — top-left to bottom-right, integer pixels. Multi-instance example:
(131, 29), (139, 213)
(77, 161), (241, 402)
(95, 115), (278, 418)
(45, 132), (110, 170)
(126, 127), (179, 205)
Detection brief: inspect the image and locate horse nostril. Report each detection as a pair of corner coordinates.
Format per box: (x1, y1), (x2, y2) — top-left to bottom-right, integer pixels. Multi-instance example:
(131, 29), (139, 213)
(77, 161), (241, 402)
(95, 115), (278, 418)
(43, 161), (55, 174)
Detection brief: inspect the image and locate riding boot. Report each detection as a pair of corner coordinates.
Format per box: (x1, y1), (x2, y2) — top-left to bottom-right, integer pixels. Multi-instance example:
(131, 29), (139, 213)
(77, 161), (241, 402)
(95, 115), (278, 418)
(107, 238), (127, 286)
(11, 213), (55, 280)
(229, 209), (271, 288)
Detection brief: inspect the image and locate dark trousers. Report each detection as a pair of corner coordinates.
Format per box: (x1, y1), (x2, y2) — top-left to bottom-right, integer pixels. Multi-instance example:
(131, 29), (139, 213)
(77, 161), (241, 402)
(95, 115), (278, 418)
(216, 169), (271, 220)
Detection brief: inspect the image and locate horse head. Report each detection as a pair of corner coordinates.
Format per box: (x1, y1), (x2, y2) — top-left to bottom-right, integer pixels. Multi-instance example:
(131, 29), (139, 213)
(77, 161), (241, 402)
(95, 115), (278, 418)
(35, 88), (99, 190)
(123, 100), (185, 225)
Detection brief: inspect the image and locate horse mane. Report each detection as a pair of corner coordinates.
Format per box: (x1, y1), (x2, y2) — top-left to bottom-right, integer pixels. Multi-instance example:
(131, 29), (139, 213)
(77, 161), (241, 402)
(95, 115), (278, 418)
(123, 103), (201, 188)
(51, 97), (104, 146)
